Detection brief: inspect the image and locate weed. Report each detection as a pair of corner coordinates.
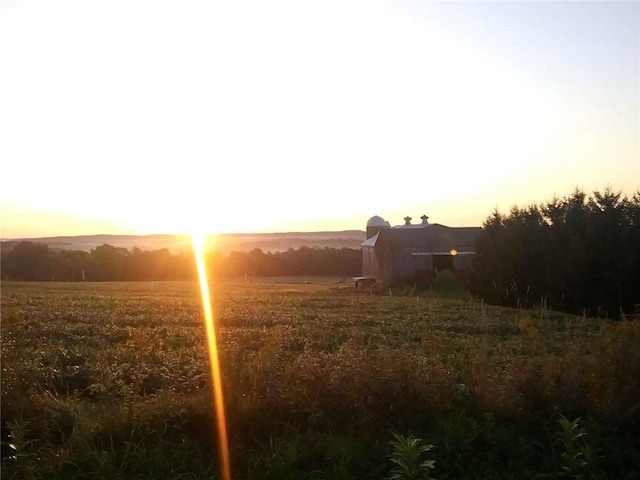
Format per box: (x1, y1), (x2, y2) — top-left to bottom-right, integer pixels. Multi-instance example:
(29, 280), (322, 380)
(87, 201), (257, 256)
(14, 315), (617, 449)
(554, 415), (603, 480)
(387, 433), (435, 480)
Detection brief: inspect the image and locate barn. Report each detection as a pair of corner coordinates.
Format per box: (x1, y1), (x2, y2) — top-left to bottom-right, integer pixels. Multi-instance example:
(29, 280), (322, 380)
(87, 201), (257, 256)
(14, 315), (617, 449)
(358, 214), (482, 288)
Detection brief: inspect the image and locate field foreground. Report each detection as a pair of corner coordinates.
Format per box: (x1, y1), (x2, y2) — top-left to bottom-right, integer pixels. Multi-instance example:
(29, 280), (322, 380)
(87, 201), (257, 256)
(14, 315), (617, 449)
(2, 280), (639, 479)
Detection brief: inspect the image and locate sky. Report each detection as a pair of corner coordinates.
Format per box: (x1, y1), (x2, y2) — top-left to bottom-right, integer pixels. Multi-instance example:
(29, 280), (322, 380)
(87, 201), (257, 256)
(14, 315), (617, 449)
(0, 0), (638, 238)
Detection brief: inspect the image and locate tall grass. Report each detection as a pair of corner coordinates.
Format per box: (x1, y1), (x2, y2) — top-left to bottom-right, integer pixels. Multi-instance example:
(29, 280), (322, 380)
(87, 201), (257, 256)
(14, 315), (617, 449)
(2, 281), (639, 479)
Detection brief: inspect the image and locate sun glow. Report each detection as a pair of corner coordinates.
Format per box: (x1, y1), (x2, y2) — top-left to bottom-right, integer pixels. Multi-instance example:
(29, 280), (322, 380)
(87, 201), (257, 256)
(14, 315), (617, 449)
(192, 233), (231, 480)
(1, 2), (637, 238)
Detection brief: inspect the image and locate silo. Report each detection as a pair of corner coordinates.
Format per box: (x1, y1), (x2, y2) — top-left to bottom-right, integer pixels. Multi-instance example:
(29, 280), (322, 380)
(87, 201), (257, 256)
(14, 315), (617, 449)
(366, 215), (390, 239)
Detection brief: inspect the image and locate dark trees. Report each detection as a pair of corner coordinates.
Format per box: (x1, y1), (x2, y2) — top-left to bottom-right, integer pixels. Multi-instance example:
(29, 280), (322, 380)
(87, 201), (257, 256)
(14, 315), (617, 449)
(471, 188), (640, 318)
(87, 244), (131, 281)
(1, 243), (361, 281)
(214, 247), (360, 277)
(2, 241), (53, 280)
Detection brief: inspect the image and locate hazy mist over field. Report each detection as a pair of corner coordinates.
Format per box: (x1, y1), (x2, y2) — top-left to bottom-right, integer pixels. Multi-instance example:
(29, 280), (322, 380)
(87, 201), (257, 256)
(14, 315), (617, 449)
(1, 231), (366, 254)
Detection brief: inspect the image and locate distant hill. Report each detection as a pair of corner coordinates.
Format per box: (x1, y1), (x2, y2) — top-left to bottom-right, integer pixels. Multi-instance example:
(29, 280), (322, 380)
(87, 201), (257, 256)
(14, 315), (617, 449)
(1, 231), (366, 255)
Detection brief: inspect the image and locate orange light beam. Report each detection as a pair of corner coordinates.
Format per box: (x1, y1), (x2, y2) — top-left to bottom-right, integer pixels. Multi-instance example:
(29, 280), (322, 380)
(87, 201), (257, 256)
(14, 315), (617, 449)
(192, 233), (232, 480)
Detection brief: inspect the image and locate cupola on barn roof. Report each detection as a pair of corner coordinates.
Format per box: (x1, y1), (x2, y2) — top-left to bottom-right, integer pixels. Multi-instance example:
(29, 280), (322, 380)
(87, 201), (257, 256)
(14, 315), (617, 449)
(366, 215), (389, 228)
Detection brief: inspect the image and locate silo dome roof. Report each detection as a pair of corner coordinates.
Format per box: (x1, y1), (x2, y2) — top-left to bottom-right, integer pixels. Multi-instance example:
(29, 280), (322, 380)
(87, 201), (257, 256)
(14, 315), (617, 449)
(367, 215), (389, 227)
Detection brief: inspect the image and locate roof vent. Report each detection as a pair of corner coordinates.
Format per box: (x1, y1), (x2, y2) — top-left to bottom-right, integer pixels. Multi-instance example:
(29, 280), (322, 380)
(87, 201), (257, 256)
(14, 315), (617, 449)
(404, 216), (412, 225)
(421, 215), (429, 225)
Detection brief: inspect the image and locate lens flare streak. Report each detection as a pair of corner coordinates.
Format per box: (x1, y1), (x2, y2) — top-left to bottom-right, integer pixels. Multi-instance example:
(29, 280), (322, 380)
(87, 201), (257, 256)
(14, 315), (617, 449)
(192, 233), (231, 480)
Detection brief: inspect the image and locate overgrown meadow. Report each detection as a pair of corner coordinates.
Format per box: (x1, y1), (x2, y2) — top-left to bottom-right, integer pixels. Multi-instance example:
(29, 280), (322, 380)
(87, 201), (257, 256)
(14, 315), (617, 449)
(2, 280), (639, 479)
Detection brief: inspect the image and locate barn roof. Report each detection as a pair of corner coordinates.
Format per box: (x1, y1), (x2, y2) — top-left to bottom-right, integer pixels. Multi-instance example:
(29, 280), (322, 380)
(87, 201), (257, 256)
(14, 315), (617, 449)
(360, 232), (379, 247)
(375, 223), (481, 252)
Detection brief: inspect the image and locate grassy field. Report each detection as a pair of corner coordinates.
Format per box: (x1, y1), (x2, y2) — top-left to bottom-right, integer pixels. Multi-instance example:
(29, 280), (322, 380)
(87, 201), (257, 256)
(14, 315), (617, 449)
(1, 280), (639, 479)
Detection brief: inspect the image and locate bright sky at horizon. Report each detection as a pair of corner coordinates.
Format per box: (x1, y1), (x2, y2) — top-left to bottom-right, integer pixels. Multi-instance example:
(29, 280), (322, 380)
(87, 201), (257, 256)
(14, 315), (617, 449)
(1, 0), (638, 238)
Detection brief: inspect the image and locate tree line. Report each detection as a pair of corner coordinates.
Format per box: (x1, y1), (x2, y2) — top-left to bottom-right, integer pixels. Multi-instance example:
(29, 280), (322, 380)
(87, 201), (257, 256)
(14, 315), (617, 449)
(3, 187), (638, 318)
(0, 243), (362, 281)
(471, 188), (640, 318)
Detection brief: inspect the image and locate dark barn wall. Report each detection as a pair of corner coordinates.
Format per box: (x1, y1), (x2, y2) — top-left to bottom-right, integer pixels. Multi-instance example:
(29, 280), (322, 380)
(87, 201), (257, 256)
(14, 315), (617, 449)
(362, 246), (377, 277)
(452, 254), (475, 286)
(413, 254), (434, 287)
(380, 248), (394, 287)
(379, 251), (474, 288)
(453, 254), (473, 270)
(391, 247), (416, 282)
